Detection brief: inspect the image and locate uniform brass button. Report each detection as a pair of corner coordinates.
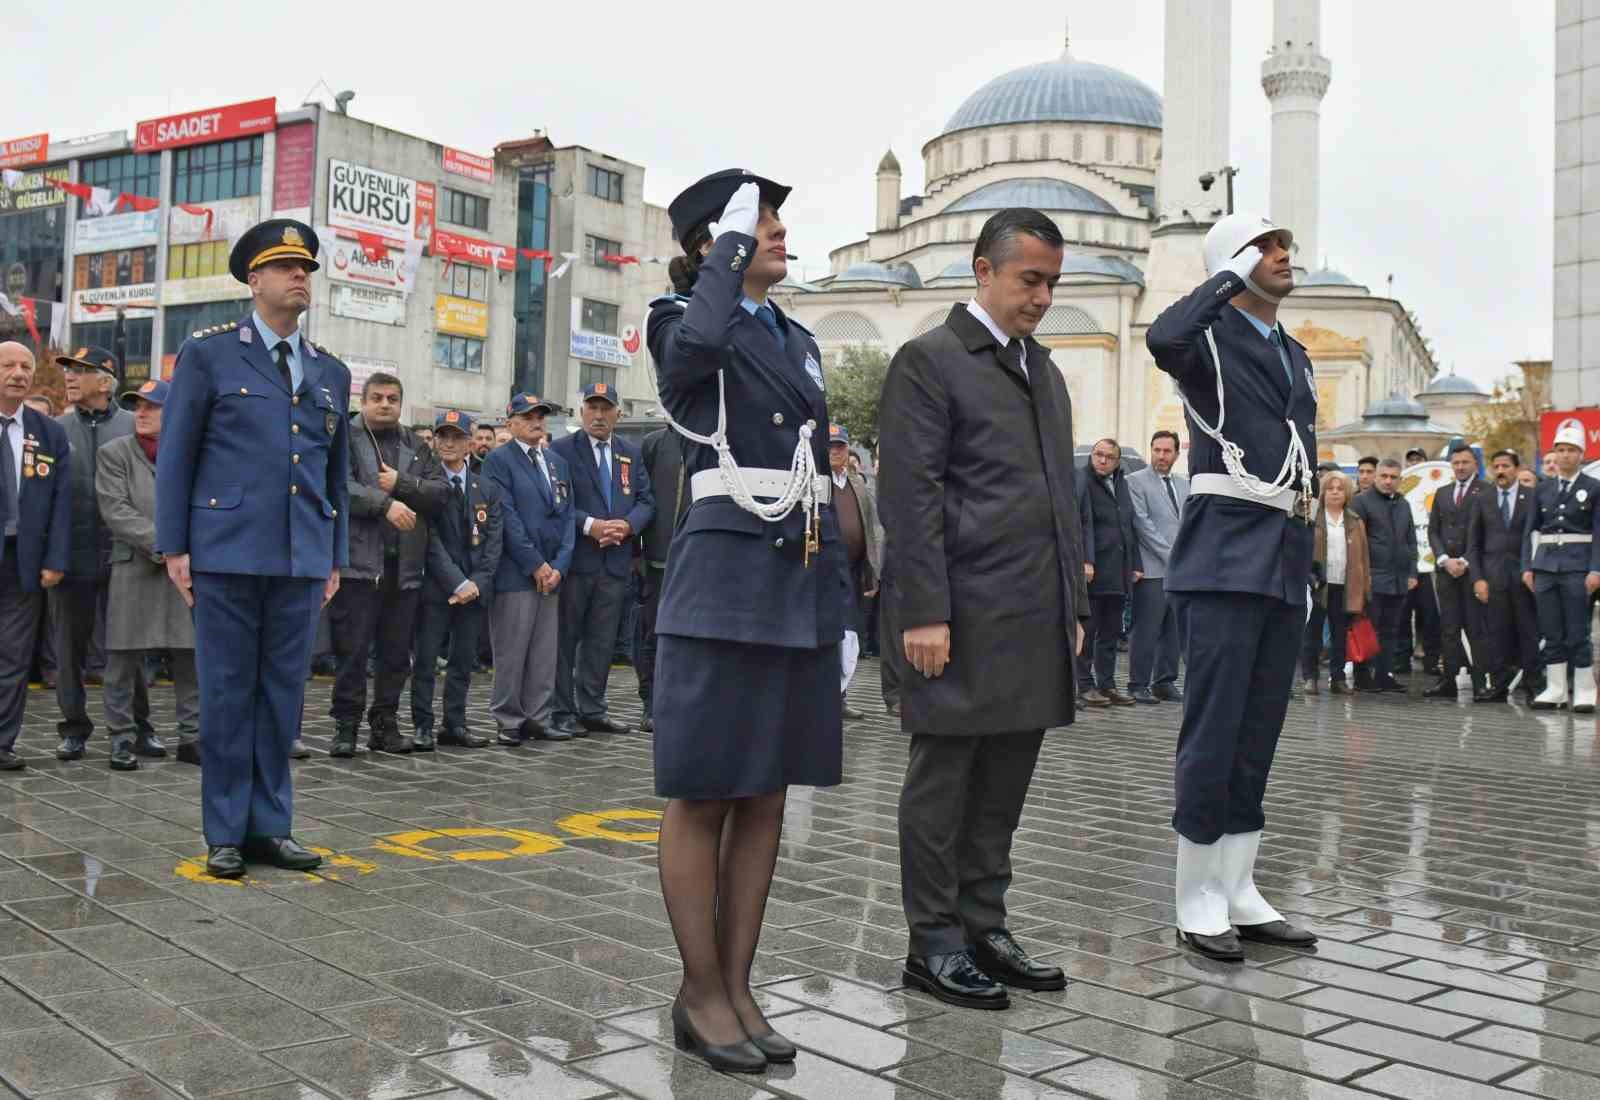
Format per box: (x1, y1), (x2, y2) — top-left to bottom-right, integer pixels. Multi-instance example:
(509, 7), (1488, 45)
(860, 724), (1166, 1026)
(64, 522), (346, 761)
(772, 413), (784, 426)
(208, 498), (217, 507)
(291, 396), (299, 405)
(239, 387), (248, 395)
(292, 454), (301, 464)
(332, 509), (338, 517)
(291, 424), (300, 434)
(773, 537), (785, 549)
(290, 485), (299, 495)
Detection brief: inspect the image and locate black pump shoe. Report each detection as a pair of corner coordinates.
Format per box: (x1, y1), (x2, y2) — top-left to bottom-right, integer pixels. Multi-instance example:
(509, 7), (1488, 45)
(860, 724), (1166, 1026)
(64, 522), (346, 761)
(671, 997), (766, 1074)
(744, 1026), (796, 1063)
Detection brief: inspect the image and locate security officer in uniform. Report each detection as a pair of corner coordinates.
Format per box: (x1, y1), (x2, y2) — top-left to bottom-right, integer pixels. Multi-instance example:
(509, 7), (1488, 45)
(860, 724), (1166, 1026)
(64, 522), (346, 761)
(157, 219), (349, 880)
(1146, 212), (1319, 962)
(1523, 418), (1600, 712)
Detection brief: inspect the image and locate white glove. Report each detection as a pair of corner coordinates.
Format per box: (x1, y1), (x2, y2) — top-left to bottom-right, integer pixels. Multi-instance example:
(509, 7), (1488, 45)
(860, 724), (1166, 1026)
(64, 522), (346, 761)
(708, 181), (760, 241)
(1223, 244), (1264, 282)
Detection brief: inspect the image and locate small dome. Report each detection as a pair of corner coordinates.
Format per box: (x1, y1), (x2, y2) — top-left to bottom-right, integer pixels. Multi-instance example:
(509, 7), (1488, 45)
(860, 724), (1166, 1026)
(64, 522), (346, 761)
(947, 177), (1116, 216)
(1301, 268), (1366, 289)
(1365, 394), (1429, 419)
(925, 260), (976, 286)
(877, 149), (901, 174)
(943, 52), (1162, 135)
(831, 261), (923, 289)
(1421, 372), (1487, 397)
(1057, 253), (1145, 285)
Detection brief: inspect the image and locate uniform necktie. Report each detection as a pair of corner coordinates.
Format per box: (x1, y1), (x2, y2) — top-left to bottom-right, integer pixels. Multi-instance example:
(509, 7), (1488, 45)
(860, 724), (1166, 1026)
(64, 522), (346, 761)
(754, 304), (786, 353)
(273, 342), (293, 392)
(0, 416), (16, 536)
(1163, 475), (1179, 515)
(1268, 329), (1292, 389)
(1502, 488), (1513, 527)
(453, 472), (466, 500)
(597, 441), (612, 509)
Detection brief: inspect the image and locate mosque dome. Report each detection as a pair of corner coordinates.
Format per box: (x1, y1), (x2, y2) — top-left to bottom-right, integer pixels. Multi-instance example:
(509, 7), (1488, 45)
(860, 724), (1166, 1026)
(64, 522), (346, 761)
(1301, 269), (1361, 287)
(830, 261), (923, 289)
(947, 177), (1117, 216)
(942, 51), (1162, 136)
(1365, 394), (1429, 420)
(1420, 372), (1487, 397)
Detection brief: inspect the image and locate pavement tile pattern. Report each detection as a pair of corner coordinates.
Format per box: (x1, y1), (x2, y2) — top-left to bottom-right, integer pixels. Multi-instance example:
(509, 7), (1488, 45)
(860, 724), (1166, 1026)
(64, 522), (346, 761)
(0, 662), (1595, 1097)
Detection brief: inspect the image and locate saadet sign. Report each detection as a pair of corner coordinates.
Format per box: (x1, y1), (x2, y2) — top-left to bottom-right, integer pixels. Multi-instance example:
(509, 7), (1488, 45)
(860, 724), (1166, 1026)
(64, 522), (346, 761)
(135, 98), (276, 152)
(432, 229), (514, 271)
(328, 160), (421, 241)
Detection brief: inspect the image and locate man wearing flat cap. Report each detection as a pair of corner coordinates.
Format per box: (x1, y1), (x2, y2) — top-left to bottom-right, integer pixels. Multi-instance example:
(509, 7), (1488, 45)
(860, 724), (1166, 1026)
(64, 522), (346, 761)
(157, 218), (351, 879)
(52, 346), (152, 762)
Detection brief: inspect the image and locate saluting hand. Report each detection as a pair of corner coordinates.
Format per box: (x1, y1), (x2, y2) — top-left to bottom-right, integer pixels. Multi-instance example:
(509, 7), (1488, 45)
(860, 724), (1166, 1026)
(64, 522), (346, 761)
(904, 623), (950, 679)
(376, 461), (399, 493)
(386, 500), (417, 531)
(709, 181), (760, 241)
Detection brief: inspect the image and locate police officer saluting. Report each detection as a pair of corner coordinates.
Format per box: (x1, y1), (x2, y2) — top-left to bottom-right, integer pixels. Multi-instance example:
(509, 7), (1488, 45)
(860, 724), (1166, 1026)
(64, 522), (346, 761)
(646, 171), (845, 1074)
(157, 219), (350, 879)
(1146, 213), (1319, 961)
(1524, 418), (1600, 712)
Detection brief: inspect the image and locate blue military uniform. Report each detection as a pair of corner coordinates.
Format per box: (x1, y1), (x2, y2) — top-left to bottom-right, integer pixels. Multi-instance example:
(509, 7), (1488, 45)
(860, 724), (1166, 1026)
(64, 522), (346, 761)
(1522, 471), (1600, 678)
(156, 219), (350, 866)
(647, 170), (847, 799)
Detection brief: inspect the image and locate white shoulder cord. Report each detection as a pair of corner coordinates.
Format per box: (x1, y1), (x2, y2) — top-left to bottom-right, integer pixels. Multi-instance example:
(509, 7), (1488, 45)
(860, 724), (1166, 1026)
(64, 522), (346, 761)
(1177, 327), (1313, 503)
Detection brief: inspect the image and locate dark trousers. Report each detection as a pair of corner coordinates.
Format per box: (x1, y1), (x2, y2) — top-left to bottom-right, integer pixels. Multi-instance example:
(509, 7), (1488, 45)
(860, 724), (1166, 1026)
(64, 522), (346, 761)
(1077, 593), (1124, 690)
(52, 578), (147, 739)
(1397, 576), (1441, 670)
(0, 543), (42, 752)
(634, 567), (663, 716)
(1172, 592), (1301, 844)
(1435, 570), (1487, 679)
(1484, 579), (1541, 687)
(328, 560), (420, 725)
(1301, 585), (1350, 683)
(1359, 591), (1408, 687)
(192, 572), (319, 845)
(1534, 571), (1594, 667)
(410, 597), (483, 732)
(1128, 577), (1179, 691)
(880, 587), (902, 709)
(554, 571), (627, 722)
(898, 729), (1045, 956)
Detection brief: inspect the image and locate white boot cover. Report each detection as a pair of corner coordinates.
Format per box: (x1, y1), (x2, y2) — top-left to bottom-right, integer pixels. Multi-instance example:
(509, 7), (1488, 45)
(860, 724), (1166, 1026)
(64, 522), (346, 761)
(1573, 667), (1596, 714)
(1219, 831), (1283, 926)
(1175, 836), (1232, 935)
(1535, 664), (1569, 708)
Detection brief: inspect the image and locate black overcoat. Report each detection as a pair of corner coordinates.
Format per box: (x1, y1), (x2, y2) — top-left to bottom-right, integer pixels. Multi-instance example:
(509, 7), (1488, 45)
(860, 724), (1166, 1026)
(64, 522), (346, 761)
(878, 303), (1088, 737)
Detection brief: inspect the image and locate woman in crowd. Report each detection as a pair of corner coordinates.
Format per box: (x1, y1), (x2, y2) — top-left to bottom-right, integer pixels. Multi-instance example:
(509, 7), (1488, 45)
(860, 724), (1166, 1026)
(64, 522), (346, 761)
(1303, 472), (1371, 695)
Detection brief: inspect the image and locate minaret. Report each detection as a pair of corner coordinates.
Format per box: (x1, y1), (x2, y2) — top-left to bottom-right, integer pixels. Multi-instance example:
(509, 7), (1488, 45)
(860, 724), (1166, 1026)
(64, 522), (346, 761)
(875, 149), (901, 232)
(1261, 0), (1331, 271)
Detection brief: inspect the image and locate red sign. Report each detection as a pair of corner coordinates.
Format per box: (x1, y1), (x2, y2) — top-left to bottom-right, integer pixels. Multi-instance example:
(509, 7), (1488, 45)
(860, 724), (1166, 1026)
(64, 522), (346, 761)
(135, 97), (276, 152)
(415, 182), (436, 244)
(0, 133), (48, 170)
(442, 147), (494, 184)
(432, 228), (514, 271)
(271, 121), (315, 213)
(1540, 409), (1600, 460)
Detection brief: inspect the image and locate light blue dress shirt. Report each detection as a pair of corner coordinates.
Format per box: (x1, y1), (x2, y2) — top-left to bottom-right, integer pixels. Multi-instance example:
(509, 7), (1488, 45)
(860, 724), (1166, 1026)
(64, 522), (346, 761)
(1231, 305), (1292, 388)
(251, 310), (304, 391)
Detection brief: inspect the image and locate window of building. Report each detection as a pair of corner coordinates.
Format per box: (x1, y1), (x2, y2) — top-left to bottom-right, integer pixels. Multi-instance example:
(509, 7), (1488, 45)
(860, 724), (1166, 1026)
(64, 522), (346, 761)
(979, 137), (989, 164)
(171, 136), (264, 203)
(78, 153), (159, 217)
(433, 334), (484, 373)
(1039, 131), (1051, 158)
(1104, 132), (1116, 161)
(581, 298), (619, 335)
(587, 234), (623, 269)
(442, 187), (490, 231)
(579, 363), (618, 391)
(168, 241), (230, 280)
(164, 299), (250, 354)
(1077, 218), (1088, 240)
(1135, 136), (1146, 165)
(1072, 132), (1084, 161)
(445, 262), (489, 301)
(514, 163), (551, 396)
(954, 143), (964, 170)
(587, 164), (624, 203)
(1008, 134), (1020, 160)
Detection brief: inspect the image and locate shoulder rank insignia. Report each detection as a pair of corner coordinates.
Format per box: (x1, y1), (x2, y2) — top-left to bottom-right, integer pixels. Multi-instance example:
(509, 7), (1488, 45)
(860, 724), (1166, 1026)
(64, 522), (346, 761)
(239, 324), (253, 344)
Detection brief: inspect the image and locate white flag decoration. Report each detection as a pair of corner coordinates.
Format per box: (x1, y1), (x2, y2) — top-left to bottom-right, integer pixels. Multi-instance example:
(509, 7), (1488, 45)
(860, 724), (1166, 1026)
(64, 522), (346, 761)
(0, 170), (22, 191)
(549, 252), (578, 280)
(84, 187), (118, 217)
(398, 235), (425, 294)
(0, 292), (18, 317)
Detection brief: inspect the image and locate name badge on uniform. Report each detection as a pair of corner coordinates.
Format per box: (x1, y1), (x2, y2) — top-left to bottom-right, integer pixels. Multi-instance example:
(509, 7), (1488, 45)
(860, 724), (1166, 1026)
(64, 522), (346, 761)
(619, 455), (632, 496)
(1580, 489), (1590, 504)
(803, 354), (825, 391)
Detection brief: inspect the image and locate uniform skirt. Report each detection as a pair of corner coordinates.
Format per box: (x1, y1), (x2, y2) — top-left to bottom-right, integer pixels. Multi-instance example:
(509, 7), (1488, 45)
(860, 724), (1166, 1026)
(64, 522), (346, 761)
(653, 634), (843, 799)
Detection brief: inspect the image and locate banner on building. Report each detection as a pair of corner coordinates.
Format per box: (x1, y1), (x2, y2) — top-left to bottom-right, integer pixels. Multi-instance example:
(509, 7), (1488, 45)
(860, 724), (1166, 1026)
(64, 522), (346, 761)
(74, 246), (156, 293)
(570, 329), (633, 368)
(168, 196), (260, 246)
(325, 233), (408, 290)
(1541, 409), (1600, 461)
(442, 147), (494, 183)
(0, 166), (67, 213)
(272, 121), (316, 216)
(435, 294), (488, 338)
(72, 283), (158, 323)
(331, 284), (405, 326)
(135, 97), (276, 153)
(0, 134), (48, 170)
(328, 160), (431, 243)
(432, 228), (514, 271)
(415, 182), (435, 245)
(161, 275), (242, 306)
(73, 209), (159, 253)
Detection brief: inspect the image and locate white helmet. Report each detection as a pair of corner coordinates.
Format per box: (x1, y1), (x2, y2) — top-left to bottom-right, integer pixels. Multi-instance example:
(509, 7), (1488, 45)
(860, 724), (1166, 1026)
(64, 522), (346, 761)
(1553, 417), (1587, 450)
(1203, 213), (1295, 277)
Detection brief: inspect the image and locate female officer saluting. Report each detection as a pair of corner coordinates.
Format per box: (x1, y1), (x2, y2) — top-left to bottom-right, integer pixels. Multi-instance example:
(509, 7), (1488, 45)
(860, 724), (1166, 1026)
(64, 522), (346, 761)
(647, 171), (846, 1074)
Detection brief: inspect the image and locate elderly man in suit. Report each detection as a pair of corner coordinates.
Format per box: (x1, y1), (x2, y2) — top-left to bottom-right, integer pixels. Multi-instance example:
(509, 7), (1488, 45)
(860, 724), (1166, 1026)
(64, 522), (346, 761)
(1079, 439), (1141, 706)
(0, 342), (70, 770)
(548, 382), (654, 737)
(1467, 450), (1541, 702)
(880, 208), (1088, 1010)
(96, 380), (201, 771)
(1125, 430), (1188, 704)
(1426, 441), (1490, 699)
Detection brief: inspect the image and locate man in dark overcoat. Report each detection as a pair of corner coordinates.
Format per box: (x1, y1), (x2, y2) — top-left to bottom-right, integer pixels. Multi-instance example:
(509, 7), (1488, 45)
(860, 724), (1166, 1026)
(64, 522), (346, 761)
(1078, 439), (1141, 705)
(880, 208), (1088, 1011)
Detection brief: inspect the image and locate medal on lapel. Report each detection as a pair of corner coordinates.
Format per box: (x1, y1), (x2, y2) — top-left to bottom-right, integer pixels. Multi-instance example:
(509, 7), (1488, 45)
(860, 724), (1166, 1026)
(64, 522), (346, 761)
(619, 455), (632, 496)
(21, 437), (36, 478)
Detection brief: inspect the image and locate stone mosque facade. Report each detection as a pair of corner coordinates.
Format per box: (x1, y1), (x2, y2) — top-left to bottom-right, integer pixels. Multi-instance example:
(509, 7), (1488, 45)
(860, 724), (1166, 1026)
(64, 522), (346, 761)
(782, 5), (1439, 465)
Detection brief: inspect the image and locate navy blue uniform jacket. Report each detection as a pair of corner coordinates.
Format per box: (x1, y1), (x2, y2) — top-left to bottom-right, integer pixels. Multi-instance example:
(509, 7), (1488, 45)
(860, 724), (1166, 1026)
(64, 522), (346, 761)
(647, 232), (847, 650)
(156, 319), (350, 578)
(482, 442), (575, 595)
(7, 406), (71, 590)
(549, 430), (655, 579)
(424, 466), (504, 602)
(1146, 273), (1317, 606)
(1522, 471), (1600, 574)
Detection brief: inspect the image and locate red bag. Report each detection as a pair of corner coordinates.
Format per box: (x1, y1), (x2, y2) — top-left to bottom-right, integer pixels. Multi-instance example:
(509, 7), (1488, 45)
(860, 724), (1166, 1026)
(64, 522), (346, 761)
(1346, 616), (1380, 663)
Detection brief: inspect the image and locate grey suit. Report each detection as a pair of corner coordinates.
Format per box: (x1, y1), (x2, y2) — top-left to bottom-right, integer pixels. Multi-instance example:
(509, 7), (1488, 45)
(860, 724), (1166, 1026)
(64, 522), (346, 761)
(1126, 466), (1188, 692)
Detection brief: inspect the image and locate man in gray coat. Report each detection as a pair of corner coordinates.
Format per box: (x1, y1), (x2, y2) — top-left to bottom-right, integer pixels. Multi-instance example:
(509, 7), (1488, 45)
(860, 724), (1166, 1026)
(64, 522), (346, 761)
(52, 347), (150, 761)
(880, 209), (1088, 1011)
(96, 380), (198, 770)
(1125, 430), (1188, 703)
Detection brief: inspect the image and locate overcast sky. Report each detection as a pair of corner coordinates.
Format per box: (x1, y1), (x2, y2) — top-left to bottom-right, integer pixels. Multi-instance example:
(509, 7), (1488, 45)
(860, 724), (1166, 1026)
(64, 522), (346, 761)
(12, 1), (1552, 389)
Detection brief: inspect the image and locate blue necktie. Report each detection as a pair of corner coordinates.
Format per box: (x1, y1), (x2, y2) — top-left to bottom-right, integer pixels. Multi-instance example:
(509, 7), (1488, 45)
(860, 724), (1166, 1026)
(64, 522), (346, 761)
(1268, 329), (1292, 389)
(1502, 488), (1512, 527)
(755, 304), (787, 353)
(597, 442), (612, 510)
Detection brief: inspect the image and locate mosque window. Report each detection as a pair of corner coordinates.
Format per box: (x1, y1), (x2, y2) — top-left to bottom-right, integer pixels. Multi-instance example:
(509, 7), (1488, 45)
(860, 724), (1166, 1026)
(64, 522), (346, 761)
(1008, 134), (1020, 161)
(1136, 136), (1146, 165)
(1072, 132), (1084, 161)
(979, 138), (989, 164)
(1039, 132), (1050, 158)
(1105, 133), (1117, 161)
(1077, 218), (1087, 241)
(954, 143), (964, 170)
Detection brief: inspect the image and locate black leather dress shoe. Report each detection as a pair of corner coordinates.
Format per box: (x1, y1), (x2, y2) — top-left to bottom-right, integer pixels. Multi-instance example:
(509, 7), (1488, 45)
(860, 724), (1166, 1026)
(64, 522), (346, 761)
(439, 726), (489, 748)
(0, 750), (24, 771)
(1236, 920), (1318, 946)
(108, 739), (139, 771)
(1103, 688), (1137, 706)
(1178, 929), (1245, 961)
(638, 716), (655, 733)
(549, 720), (583, 740)
(973, 929), (1066, 990)
(1329, 680), (1354, 695)
(1079, 688), (1110, 707)
(579, 716), (631, 734)
(1422, 678), (1457, 699)
(496, 728), (526, 747)
(412, 727), (436, 753)
(243, 836), (322, 871)
(1153, 684), (1185, 702)
(56, 736), (87, 761)
(841, 695), (865, 720)
(1475, 686), (1509, 703)
(1129, 687), (1160, 704)
(206, 845), (245, 879)
(176, 740), (202, 766)
(132, 731), (167, 757)
(904, 949), (1009, 1009)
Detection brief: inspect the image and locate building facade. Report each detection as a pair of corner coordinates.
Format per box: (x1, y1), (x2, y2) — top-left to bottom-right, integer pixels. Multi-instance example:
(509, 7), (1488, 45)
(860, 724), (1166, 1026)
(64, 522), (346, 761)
(1555, 0), (1600, 409)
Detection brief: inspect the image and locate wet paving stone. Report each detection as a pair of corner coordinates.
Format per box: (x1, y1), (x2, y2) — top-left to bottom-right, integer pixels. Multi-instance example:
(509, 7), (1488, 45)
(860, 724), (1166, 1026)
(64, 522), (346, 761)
(421, 1040), (612, 1099)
